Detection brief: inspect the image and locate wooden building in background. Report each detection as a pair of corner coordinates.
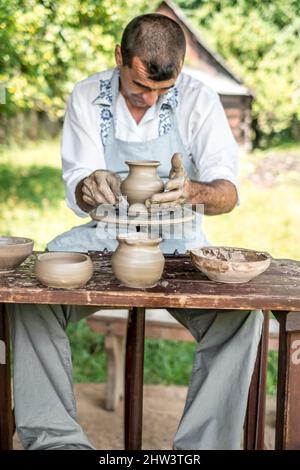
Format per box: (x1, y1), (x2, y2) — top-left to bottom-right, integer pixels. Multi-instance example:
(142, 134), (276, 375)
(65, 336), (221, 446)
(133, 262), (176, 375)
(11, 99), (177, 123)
(157, 0), (253, 149)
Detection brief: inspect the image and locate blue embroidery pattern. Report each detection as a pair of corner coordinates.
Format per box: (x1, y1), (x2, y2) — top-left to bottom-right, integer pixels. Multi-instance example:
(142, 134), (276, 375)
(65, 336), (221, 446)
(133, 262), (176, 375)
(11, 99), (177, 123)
(158, 87), (179, 136)
(99, 78), (113, 104)
(98, 78), (113, 147)
(158, 104), (172, 136)
(100, 107), (113, 147)
(165, 86), (179, 110)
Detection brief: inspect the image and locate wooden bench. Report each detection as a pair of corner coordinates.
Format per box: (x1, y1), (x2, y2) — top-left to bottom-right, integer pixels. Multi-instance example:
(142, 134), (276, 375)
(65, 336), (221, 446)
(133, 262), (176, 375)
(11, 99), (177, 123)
(87, 309), (279, 411)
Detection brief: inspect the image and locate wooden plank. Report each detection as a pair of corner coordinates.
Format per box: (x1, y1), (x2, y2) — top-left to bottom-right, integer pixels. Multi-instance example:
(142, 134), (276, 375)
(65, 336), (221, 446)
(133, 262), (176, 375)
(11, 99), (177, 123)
(105, 335), (124, 411)
(243, 311), (269, 449)
(0, 304), (13, 450)
(124, 307), (145, 450)
(286, 312), (300, 331)
(273, 311), (300, 449)
(88, 317), (195, 342)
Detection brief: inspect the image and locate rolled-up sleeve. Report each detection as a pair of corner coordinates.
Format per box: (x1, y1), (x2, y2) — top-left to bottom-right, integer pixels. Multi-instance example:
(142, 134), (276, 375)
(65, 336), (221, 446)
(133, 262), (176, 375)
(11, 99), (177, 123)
(190, 92), (240, 201)
(61, 84), (105, 217)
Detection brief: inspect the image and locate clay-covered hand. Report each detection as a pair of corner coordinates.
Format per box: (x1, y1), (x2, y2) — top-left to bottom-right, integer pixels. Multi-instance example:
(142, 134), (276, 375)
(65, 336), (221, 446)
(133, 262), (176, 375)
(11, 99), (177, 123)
(145, 153), (190, 212)
(82, 170), (122, 207)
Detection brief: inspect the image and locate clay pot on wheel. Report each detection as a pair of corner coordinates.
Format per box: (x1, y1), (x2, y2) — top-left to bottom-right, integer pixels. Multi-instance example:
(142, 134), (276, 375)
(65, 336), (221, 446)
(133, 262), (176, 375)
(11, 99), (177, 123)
(121, 160), (164, 206)
(112, 233), (165, 288)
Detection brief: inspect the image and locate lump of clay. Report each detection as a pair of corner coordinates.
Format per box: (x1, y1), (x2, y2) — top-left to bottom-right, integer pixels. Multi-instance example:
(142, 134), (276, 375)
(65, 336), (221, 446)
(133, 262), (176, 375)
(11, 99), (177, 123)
(128, 203), (148, 216)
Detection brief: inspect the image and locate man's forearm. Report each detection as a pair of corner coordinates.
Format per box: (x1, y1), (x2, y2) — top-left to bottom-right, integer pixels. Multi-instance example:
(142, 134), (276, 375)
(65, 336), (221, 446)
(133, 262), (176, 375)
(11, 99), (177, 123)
(75, 178), (94, 213)
(186, 179), (238, 215)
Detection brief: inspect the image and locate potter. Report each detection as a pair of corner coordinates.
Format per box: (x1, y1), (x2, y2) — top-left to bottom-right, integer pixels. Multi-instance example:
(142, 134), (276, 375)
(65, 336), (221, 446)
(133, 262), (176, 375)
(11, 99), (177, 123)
(10, 13), (264, 452)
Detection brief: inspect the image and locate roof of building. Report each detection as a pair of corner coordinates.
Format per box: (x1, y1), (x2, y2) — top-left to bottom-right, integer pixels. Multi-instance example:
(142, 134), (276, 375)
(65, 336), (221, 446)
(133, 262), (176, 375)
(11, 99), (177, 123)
(157, 0), (253, 97)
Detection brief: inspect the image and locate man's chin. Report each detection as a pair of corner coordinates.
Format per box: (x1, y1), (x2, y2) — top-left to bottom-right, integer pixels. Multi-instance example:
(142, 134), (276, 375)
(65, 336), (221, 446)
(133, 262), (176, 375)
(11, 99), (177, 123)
(133, 101), (149, 109)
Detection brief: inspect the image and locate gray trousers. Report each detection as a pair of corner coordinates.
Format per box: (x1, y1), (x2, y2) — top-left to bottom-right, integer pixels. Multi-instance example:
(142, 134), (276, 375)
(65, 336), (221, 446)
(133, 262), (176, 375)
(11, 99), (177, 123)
(7, 304), (263, 450)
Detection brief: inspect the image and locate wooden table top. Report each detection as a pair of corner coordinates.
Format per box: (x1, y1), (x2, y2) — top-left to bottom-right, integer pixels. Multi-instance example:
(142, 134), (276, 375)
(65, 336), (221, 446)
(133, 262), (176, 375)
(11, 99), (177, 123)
(0, 252), (299, 311)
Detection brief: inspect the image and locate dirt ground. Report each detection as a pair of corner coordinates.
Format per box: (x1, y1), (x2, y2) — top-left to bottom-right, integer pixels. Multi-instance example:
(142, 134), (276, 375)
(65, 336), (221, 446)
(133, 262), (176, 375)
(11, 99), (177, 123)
(13, 383), (276, 450)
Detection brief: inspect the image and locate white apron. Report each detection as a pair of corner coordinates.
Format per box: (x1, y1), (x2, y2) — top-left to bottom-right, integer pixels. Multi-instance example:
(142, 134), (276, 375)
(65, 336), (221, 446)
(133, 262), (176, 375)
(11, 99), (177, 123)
(48, 69), (209, 253)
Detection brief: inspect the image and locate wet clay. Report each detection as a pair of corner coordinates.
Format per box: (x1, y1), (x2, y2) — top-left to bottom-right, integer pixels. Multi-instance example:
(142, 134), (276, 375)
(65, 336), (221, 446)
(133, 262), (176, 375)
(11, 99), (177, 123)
(121, 160), (164, 206)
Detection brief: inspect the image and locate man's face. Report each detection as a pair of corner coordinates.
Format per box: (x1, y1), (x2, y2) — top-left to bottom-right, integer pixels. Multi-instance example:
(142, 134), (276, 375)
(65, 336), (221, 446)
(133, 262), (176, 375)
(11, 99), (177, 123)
(115, 46), (180, 109)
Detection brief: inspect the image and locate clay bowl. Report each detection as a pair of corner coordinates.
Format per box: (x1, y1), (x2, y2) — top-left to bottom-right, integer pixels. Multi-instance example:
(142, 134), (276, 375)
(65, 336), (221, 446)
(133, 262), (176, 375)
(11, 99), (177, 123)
(35, 252), (93, 289)
(189, 246), (271, 284)
(0, 236), (34, 273)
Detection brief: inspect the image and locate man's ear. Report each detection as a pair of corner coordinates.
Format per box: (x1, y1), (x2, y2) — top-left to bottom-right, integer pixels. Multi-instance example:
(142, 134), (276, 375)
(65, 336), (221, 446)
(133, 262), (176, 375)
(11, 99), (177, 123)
(115, 45), (123, 67)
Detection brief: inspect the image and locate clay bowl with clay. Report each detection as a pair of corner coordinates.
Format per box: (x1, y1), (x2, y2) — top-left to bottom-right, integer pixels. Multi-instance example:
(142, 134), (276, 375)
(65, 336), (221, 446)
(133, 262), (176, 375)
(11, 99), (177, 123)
(0, 236), (34, 273)
(35, 252), (93, 289)
(189, 246), (271, 284)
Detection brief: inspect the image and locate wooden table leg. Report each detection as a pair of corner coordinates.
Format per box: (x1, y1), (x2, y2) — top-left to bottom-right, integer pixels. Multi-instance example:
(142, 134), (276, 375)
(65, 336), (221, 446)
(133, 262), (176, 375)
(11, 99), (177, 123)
(243, 310), (269, 449)
(0, 303), (13, 449)
(124, 307), (145, 450)
(273, 310), (300, 449)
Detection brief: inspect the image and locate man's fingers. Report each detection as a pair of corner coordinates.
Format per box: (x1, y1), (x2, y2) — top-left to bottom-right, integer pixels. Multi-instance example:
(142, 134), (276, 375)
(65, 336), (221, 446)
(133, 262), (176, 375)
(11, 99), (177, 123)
(82, 193), (97, 207)
(90, 180), (109, 204)
(146, 198), (185, 212)
(165, 176), (185, 191)
(82, 184), (93, 198)
(169, 153), (187, 180)
(107, 173), (122, 199)
(149, 188), (183, 204)
(94, 173), (116, 204)
(171, 153), (183, 171)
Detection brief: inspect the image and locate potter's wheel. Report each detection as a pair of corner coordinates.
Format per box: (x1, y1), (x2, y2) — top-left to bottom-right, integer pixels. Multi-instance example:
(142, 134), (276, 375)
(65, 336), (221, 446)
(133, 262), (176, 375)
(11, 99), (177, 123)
(89, 206), (195, 226)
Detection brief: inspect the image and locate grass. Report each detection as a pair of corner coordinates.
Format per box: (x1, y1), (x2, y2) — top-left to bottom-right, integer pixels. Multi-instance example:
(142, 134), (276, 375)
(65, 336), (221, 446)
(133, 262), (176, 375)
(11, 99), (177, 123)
(1, 138), (299, 392)
(0, 139), (79, 249)
(203, 183), (300, 260)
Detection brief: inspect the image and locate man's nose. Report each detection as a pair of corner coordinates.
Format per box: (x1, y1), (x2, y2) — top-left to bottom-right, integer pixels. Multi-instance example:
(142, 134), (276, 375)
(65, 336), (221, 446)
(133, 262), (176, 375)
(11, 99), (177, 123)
(142, 90), (159, 106)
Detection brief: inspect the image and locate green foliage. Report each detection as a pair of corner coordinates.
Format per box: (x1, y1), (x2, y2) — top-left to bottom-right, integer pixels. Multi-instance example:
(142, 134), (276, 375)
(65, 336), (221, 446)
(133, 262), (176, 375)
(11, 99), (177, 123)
(143, 338), (194, 385)
(0, 0), (148, 119)
(67, 319), (107, 383)
(177, 0), (300, 142)
(67, 319), (195, 385)
(267, 351), (278, 396)
(1, 0), (299, 141)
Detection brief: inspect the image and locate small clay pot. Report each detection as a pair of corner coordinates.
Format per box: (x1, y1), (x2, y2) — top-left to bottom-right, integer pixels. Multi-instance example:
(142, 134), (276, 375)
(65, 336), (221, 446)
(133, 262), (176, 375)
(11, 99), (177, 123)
(35, 252), (93, 289)
(0, 236), (34, 273)
(112, 233), (165, 288)
(121, 160), (164, 206)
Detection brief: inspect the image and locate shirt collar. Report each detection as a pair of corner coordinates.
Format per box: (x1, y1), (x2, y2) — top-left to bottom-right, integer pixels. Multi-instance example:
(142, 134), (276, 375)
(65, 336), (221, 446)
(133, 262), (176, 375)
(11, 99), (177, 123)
(92, 67), (179, 110)
(92, 82), (113, 106)
(159, 85), (179, 110)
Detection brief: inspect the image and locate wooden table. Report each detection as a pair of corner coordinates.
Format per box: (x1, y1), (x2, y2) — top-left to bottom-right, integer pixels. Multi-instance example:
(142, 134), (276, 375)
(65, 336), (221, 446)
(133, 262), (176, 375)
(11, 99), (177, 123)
(1, 252), (300, 450)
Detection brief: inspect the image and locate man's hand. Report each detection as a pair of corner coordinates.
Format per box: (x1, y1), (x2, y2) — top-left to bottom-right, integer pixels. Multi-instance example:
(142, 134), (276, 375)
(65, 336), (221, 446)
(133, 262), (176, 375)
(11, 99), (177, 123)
(75, 170), (121, 213)
(145, 153), (191, 212)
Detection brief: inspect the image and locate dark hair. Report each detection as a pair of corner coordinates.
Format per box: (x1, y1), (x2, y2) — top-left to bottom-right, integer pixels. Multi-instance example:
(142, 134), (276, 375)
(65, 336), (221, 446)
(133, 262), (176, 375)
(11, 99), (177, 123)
(121, 13), (186, 81)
